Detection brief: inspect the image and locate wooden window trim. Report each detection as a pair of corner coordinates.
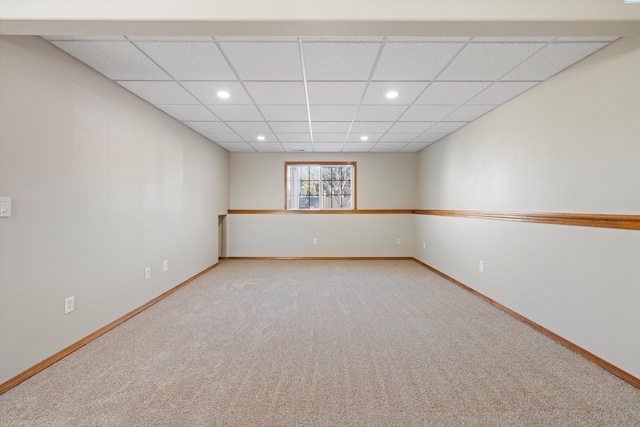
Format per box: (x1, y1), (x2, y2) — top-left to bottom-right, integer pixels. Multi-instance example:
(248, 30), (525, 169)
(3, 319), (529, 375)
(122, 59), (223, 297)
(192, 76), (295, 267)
(284, 161), (357, 210)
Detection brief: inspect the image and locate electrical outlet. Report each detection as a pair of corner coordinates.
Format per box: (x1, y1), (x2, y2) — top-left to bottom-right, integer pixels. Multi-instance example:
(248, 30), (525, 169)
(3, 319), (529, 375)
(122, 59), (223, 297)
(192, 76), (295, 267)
(163, 260), (169, 272)
(423, 242), (426, 249)
(64, 296), (74, 314)
(479, 260), (485, 273)
(313, 238), (317, 245)
(397, 238), (401, 245)
(144, 267), (151, 280)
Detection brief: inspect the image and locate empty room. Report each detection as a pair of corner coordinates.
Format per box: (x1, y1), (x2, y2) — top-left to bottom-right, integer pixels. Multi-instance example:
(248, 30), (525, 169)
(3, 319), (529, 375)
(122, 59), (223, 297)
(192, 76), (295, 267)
(1, 1), (639, 425)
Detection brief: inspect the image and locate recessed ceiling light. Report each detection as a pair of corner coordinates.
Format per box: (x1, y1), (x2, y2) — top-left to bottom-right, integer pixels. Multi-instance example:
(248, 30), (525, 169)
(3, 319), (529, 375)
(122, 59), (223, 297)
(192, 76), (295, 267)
(386, 90), (399, 99)
(257, 135), (266, 141)
(360, 136), (369, 141)
(217, 90), (230, 99)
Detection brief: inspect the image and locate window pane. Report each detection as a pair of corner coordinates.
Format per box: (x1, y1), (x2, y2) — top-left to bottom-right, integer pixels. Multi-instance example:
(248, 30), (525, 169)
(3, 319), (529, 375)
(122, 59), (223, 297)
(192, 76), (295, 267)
(309, 196), (320, 209)
(299, 166), (310, 180)
(343, 195), (352, 208)
(310, 166), (320, 180)
(299, 196), (309, 209)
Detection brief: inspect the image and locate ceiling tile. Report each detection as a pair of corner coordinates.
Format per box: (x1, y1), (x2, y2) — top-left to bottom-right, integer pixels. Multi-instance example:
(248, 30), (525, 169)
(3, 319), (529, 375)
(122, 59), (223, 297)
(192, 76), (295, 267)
(380, 133), (421, 142)
(314, 134), (348, 142)
(414, 133), (448, 143)
(226, 122), (271, 133)
(350, 122), (394, 133)
(240, 133), (278, 143)
(302, 36), (384, 42)
(399, 105), (457, 121)
(438, 43), (545, 81)
(310, 106), (358, 121)
(252, 143), (285, 152)
(220, 42), (303, 80)
(313, 143), (345, 152)
(244, 82), (307, 105)
(276, 133), (312, 142)
(128, 36), (213, 41)
(467, 81), (538, 104)
(216, 36), (299, 42)
(216, 142), (256, 152)
(207, 105), (263, 121)
(303, 42), (381, 80)
(399, 142), (433, 152)
(372, 43), (463, 81)
(135, 41), (237, 80)
(181, 82), (252, 105)
(51, 41), (171, 80)
(45, 36), (127, 41)
(347, 133), (384, 142)
(343, 142), (376, 152)
(370, 142), (404, 152)
(269, 122), (310, 133)
(184, 122), (231, 133)
(205, 133), (244, 143)
(444, 105), (497, 121)
(260, 105), (309, 121)
(388, 122), (436, 133)
(471, 36), (556, 42)
(386, 36), (471, 42)
(502, 43), (608, 81)
(554, 36), (619, 42)
(312, 122), (352, 133)
(307, 82), (367, 105)
(116, 81), (199, 105)
(156, 105), (218, 121)
(355, 106), (407, 121)
(414, 82), (491, 105)
(427, 122), (467, 133)
(282, 143), (313, 152)
(362, 82), (428, 105)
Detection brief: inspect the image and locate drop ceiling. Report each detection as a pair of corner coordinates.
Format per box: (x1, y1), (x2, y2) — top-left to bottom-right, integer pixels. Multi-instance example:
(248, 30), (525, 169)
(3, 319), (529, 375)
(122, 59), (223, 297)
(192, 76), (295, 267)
(43, 35), (618, 153)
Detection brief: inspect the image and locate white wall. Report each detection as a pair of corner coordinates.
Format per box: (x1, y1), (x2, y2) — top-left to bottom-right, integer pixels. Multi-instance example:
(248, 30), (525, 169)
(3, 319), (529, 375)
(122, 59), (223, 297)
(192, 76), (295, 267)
(415, 37), (640, 377)
(0, 36), (230, 383)
(228, 152), (416, 257)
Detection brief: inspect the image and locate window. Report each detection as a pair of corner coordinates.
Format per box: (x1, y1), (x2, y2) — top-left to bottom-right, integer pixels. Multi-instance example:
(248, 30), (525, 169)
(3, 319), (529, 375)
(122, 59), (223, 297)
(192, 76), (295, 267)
(286, 162), (356, 210)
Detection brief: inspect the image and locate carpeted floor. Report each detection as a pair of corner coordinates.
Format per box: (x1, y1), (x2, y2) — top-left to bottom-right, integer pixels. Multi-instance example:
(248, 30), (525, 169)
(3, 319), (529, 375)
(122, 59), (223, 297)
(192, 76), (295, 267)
(1, 259), (639, 426)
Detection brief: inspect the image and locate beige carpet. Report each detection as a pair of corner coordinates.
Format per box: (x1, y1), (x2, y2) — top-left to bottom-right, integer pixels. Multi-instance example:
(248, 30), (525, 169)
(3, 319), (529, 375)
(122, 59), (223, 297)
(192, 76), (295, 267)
(1, 259), (639, 426)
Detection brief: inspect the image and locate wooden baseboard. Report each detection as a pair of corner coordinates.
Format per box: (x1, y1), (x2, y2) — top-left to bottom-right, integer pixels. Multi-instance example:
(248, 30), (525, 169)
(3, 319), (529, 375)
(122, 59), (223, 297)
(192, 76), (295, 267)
(223, 256), (414, 260)
(0, 263), (219, 395)
(411, 258), (640, 389)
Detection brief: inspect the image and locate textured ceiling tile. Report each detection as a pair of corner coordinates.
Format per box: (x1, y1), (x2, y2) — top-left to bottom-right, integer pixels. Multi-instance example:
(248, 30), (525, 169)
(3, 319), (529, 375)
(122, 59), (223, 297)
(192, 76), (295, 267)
(370, 142), (404, 152)
(362, 81), (428, 105)
(427, 121), (468, 133)
(355, 106), (407, 122)
(303, 42), (381, 80)
(244, 82), (307, 105)
(467, 82), (538, 105)
(313, 134), (348, 142)
(216, 36), (299, 42)
(215, 142), (256, 152)
(44, 36), (127, 41)
(471, 36), (556, 42)
(51, 41), (171, 80)
(206, 105), (263, 121)
(414, 82), (491, 105)
(386, 36), (471, 42)
(275, 133), (312, 142)
(346, 133), (384, 142)
(117, 81), (199, 105)
(251, 143), (285, 152)
(307, 82), (367, 105)
(310, 106), (358, 122)
(260, 105), (309, 121)
(181, 81), (252, 105)
(205, 133), (245, 143)
(444, 105), (497, 121)
(502, 43), (608, 81)
(343, 142), (376, 152)
(438, 43), (545, 81)
(135, 41), (236, 80)
(311, 122), (352, 133)
(269, 122), (310, 133)
(220, 42), (303, 80)
(313, 143), (345, 152)
(380, 133), (422, 142)
(156, 104), (218, 121)
(127, 36), (213, 41)
(225, 121), (271, 133)
(302, 36), (384, 42)
(184, 122), (231, 133)
(399, 142), (433, 152)
(399, 105), (457, 121)
(414, 133), (448, 143)
(388, 121), (437, 133)
(372, 43), (463, 81)
(350, 122), (394, 133)
(554, 36), (619, 42)
(282, 143), (313, 152)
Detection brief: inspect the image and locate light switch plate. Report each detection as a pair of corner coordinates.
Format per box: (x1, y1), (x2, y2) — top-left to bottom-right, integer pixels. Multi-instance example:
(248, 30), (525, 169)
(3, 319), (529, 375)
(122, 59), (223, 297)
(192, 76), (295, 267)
(0, 197), (11, 217)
